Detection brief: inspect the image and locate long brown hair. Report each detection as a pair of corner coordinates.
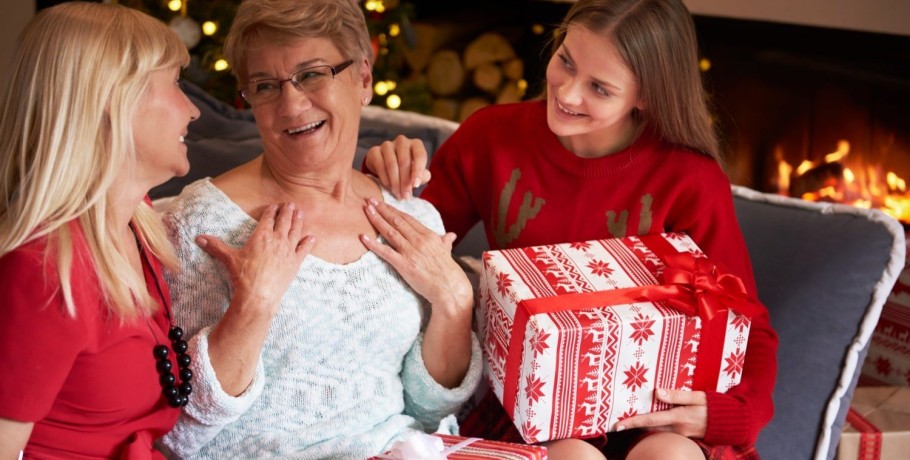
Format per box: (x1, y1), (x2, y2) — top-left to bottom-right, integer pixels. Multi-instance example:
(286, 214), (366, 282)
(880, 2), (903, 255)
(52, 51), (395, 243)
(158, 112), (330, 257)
(553, 0), (721, 162)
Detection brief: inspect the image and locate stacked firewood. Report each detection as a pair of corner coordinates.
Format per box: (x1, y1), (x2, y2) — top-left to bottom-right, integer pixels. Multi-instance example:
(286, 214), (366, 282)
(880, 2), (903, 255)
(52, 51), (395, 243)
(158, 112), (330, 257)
(403, 24), (526, 122)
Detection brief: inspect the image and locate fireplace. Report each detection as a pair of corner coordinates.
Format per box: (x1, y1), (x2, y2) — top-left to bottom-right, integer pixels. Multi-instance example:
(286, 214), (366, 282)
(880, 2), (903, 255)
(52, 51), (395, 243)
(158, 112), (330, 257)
(695, 16), (910, 221)
(401, 2), (910, 219)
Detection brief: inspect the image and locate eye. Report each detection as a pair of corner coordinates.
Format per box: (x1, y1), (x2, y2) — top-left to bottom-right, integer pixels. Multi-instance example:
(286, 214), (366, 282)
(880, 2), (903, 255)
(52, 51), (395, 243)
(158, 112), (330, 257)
(253, 80), (280, 93)
(295, 68), (329, 83)
(591, 82), (611, 97)
(558, 53), (574, 71)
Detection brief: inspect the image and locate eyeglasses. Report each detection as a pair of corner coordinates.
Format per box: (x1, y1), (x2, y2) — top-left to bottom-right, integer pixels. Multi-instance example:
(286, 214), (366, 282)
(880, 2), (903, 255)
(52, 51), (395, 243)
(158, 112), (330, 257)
(239, 59), (354, 105)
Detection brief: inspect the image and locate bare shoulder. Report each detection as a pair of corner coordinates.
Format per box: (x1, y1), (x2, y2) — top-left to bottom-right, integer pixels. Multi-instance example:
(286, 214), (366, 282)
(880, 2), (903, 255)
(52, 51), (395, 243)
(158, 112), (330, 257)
(210, 160), (265, 213)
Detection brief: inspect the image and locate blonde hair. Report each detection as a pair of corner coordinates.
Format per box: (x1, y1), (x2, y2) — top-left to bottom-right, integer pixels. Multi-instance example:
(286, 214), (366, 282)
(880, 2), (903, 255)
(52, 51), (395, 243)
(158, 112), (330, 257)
(224, 0), (373, 83)
(0, 2), (188, 318)
(553, 0), (721, 162)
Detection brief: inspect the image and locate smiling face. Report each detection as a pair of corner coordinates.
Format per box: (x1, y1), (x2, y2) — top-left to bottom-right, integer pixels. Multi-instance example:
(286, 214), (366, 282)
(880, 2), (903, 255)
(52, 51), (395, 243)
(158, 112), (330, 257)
(244, 35), (372, 171)
(545, 25), (644, 158)
(132, 66), (200, 187)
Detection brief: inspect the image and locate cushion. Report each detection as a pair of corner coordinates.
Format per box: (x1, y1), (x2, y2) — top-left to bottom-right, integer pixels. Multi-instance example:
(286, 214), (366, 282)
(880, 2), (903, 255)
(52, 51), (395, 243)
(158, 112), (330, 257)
(732, 185), (905, 460)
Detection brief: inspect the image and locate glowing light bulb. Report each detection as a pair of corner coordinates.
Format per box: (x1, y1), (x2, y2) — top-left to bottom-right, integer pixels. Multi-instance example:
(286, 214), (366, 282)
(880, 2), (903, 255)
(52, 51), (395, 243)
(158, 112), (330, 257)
(202, 21), (218, 36)
(389, 24), (400, 37)
(213, 59), (229, 72)
(374, 81), (389, 96)
(167, 0), (182, 12)
(698, 58), (711, 72)
(386, 94), (402, 110)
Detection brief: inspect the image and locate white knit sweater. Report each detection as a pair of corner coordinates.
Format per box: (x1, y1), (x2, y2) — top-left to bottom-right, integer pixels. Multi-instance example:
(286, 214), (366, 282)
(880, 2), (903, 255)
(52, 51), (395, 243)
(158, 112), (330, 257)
(158, 179), (482, 459)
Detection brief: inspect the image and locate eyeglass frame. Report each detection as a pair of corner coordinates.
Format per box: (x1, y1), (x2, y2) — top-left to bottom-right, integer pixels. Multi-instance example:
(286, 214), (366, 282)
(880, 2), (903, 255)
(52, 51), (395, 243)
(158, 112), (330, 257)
(238, 59), (355, 105)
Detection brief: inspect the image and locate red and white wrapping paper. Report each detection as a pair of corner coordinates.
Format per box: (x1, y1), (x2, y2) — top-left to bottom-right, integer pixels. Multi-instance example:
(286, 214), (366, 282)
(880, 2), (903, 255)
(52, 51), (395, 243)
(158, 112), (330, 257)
(478, 233), (759, 443)
(370, 433), (547, 459)
(861, 239), (910, 386)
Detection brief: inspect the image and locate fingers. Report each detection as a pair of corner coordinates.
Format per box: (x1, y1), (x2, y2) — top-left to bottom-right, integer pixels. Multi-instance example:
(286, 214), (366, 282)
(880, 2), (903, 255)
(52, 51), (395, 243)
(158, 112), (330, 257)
(195, 234), (231, 263)
(441, 232), (457, 249)
(364, 145), (390, 188)
(375, 135), (430, 200)
(272, 202), (296, 235)
(614, 389), (708, 438)
(363, 197), (427, 251)
(656, 389), (707, 406)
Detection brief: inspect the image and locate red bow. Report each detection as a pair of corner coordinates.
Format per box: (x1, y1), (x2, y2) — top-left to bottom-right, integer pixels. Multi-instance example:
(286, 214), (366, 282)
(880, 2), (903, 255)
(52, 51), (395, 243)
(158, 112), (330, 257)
(661, 252), (750, 323)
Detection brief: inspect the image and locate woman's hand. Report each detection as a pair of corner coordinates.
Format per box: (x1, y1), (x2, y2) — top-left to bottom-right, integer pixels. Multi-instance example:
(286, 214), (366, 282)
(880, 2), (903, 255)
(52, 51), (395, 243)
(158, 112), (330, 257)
(614, 389), (708, 438)
(197, 203), (315, 395)
(363, 135), (431, 200)
(360, 198), (473, 388)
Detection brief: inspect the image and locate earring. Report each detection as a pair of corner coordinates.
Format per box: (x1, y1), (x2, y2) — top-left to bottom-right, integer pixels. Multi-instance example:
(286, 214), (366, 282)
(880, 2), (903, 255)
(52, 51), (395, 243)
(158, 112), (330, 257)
(363, 96), (371, 105)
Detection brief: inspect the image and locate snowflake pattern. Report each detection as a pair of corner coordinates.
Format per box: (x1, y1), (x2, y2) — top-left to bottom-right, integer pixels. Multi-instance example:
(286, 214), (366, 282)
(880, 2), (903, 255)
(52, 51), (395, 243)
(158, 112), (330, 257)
(524, 374), (546, 404)
(570, 241), (592, 252)
(522, 420), (542, 443)
(875, 356), (893, 376)
(618, 409), (639, 421)
(629, 313), (656, 345)
(586, 259), (614, 278)
(496, 272), (513, 297)
(528, 330), (551, 355)
(723, 348), (746, 378)
(731, 314), (750, 332)
(622, 361), (649, 391)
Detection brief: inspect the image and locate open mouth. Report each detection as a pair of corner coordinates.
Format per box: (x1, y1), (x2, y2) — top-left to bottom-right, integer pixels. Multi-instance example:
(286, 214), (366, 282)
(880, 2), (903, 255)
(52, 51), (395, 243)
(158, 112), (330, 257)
(287, 120), (325, 136)
(555, 99), (584, 117)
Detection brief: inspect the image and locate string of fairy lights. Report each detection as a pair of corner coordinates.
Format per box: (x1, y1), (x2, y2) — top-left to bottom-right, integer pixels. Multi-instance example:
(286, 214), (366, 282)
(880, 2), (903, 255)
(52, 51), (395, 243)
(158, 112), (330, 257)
(109, 0), (417, 110)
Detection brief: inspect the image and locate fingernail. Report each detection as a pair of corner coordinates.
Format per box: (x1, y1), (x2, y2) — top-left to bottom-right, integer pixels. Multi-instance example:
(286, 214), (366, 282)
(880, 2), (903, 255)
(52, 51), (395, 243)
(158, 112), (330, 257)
(414, 179), (422, 188)
(195, 237), (207, 248)
(405, 191), (412, 199)
(658, 389), (668, 397)
(366, 204), (376, 215)
(615, 425), (625, 432)
(360, 234), (371, 242)
(368, 197), (379, 206)
(286, 202), (295, 210)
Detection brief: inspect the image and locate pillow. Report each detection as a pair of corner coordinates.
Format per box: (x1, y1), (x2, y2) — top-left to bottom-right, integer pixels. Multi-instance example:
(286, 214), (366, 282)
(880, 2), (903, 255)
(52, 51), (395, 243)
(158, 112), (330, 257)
(732, 185), (905, 460)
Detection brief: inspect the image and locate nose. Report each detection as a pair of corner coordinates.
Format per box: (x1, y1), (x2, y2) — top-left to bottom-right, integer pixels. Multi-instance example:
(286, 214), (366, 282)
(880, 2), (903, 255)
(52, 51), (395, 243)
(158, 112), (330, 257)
(275, 84), (313, 116)
(557, 75), (584, 106)
(188, 98), (201, 121)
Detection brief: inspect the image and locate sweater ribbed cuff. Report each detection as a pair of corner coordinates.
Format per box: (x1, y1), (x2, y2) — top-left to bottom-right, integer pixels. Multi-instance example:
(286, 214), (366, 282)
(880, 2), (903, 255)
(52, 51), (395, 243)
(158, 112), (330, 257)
(703, 391), (755, 446)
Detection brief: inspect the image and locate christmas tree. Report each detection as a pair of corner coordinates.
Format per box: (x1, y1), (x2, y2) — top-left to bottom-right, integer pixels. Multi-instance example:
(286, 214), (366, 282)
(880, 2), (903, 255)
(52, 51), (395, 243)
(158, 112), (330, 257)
(117, 0), (421, 111)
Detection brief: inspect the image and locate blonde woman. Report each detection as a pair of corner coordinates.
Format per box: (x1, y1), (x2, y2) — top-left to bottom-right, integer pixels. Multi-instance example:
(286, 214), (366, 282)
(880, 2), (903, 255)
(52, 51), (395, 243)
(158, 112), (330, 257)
(0, 3), (309, 458)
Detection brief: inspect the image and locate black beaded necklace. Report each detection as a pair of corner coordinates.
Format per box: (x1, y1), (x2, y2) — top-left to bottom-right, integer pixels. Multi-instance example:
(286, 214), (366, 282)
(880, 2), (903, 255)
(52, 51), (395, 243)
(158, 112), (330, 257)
(132, 225), (193, 408)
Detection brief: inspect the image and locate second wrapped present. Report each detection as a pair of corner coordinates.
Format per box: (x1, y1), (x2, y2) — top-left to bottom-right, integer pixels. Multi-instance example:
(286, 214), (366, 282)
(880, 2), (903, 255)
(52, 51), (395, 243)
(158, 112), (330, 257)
(478, 233), (760, 443)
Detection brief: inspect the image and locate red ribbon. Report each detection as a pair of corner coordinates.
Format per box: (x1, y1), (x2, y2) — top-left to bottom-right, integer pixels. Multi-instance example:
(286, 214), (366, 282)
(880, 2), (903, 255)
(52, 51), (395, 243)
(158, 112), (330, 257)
(846, 408), (882, 460)
(499, 236), (763, 422)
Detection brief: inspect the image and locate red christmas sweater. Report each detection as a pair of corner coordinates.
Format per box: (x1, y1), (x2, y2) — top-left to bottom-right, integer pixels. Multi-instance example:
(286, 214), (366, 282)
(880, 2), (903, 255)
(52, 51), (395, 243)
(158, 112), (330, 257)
(421, 100), (778, 447)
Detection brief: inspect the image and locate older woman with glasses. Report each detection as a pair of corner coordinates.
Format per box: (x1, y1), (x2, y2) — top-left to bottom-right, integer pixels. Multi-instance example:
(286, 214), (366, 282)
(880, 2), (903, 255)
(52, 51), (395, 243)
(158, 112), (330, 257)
(156, 0), (481, 458)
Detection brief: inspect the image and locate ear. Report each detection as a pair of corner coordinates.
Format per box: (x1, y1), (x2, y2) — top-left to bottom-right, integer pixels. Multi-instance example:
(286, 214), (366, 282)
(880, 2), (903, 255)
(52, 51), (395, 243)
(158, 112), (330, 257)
(358, 58), (373, 100)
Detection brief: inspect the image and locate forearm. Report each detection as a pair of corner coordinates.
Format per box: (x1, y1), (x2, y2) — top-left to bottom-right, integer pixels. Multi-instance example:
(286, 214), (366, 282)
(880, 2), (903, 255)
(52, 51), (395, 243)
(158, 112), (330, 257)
(207, 297), (277, 396)
(421, 297), (474, 388)
(0, 418), (32, 460)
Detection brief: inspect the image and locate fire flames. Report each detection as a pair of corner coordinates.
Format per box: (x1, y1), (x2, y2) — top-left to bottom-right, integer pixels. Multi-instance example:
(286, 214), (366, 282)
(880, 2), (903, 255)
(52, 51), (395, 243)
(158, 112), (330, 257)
(775, 140), (910, 223)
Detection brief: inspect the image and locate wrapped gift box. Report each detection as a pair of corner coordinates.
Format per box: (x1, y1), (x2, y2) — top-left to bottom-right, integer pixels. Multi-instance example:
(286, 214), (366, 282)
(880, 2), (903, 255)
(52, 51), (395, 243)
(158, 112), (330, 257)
(370, 433), (547, 459)
(836, 386), (910, 460)
(861, 238), (910, 386)
(478, 233), (759, 443)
